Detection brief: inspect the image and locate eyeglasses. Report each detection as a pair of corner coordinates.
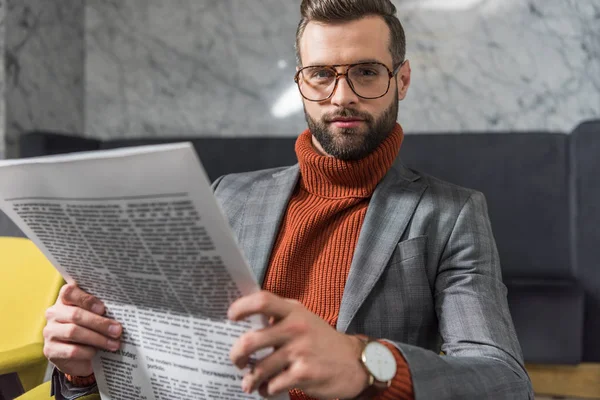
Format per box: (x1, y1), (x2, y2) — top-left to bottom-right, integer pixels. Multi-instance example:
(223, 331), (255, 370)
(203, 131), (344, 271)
(294, 61), (403, 102)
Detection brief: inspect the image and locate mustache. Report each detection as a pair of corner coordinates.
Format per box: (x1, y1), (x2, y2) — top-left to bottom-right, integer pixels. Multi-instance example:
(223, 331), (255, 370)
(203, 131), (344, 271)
(323, 108), (373, 122)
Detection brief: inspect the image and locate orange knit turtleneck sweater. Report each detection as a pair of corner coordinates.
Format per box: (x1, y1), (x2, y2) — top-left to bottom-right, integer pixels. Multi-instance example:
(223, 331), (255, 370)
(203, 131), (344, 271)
(262, 124), (414, 400)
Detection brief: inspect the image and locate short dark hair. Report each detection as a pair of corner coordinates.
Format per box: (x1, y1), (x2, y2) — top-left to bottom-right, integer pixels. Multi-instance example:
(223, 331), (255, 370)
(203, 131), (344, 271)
(295, 0), (406, 67)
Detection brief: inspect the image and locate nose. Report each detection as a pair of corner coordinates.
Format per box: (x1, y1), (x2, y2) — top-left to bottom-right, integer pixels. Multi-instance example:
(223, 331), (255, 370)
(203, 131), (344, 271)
(329, 75), (359, 108)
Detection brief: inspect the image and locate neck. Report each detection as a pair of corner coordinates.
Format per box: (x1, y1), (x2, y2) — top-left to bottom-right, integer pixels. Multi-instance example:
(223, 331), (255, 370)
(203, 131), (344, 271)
(294, 123), (404, 198)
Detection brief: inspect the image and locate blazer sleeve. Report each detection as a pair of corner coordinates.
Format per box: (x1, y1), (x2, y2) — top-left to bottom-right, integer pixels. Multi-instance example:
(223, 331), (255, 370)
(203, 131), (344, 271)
(50, 367), (99, 400)
(387, 192), (534, 399)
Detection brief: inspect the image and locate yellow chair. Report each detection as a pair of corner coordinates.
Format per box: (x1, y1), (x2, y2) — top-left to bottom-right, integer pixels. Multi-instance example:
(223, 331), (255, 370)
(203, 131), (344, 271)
(14, 380), (54, 399)
(15, 380), (100, 400)
(0, 237), (64, 397)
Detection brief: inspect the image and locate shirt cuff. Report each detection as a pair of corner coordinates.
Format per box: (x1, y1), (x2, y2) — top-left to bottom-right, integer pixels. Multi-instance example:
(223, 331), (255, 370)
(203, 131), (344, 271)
(373, 341), (415, 400)
(51, 367), (99, 400)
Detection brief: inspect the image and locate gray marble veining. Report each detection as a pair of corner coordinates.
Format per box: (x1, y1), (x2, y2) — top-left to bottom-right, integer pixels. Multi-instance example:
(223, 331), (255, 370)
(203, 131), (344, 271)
(85, 0), (600, 139)
(1, 0), (598, 148)
(86, 0), (302, 139)
(3, 0), (84, 157)
(400, 0), (600, 133)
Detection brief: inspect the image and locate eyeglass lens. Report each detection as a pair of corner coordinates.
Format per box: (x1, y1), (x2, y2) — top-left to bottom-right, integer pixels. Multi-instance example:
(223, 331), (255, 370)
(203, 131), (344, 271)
(297, 63), (391, 101)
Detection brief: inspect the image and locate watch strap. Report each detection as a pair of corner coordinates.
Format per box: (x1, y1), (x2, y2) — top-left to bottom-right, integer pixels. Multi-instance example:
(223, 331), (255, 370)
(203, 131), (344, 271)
(353, 384), (388, 400)
(64, 372), (96, 387)
(352, 335), (393, 399)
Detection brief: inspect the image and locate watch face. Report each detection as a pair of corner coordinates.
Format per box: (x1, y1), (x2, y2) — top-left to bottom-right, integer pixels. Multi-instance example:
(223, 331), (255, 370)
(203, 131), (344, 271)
(363, 341), (397, 382)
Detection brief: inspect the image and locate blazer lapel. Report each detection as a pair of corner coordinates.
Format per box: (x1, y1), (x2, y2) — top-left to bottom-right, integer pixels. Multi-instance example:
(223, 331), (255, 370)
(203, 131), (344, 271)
(337, 161), (428, 333)
(238, 165), (300, 286)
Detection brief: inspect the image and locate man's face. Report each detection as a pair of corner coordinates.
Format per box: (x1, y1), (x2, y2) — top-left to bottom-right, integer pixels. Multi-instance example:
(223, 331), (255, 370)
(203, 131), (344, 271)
(298, 16), (411, 160)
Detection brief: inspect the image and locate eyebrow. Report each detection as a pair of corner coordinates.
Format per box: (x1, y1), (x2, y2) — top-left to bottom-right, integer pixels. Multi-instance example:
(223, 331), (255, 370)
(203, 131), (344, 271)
(304, 58), (385, 67)
(354, 58), (384, 64)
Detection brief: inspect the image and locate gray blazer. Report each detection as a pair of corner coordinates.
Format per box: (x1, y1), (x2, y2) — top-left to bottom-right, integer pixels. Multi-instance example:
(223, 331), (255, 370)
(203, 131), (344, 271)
(213, 157), (533, 399)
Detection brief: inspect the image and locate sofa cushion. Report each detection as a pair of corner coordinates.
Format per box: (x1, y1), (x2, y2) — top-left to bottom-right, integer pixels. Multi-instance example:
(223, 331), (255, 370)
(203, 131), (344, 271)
(506, 279), (584, 364)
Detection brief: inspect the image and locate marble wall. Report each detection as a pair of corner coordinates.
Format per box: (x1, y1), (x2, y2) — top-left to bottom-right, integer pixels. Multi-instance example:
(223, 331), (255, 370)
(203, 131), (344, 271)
(1, 0), (598, 150)
(0, 0), (85, 158)
(85, 0), (600, 139)
(86, 0), (301, 139)
(402, 0), (600, 132)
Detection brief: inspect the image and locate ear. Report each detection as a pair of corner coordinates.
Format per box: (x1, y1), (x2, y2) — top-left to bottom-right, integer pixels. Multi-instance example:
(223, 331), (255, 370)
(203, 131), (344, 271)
(396, 60), (411, 101)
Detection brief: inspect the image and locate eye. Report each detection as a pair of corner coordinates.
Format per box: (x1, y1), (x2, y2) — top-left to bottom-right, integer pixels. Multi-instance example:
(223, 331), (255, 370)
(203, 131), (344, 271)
(310, 68), (335, 80)
(357, 67), (379, 76)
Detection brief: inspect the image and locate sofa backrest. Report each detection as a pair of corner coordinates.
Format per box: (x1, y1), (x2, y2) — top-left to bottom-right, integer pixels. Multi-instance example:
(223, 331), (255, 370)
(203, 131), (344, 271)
(400, 132), (573, 283)
(20, 130), (576, 283)
(19, 125), (600, 362)
(100, 137), (298, 182)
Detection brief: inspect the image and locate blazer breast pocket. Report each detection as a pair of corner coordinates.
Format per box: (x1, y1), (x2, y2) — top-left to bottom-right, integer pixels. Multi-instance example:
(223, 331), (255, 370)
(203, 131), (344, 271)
(388, 235), (433, 294)
(360, 235), (435, 344)
(390, 235), (428, 265)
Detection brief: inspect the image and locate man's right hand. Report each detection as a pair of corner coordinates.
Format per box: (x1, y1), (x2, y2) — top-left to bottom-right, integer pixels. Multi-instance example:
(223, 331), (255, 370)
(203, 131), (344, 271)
(43, 283), (123, 377)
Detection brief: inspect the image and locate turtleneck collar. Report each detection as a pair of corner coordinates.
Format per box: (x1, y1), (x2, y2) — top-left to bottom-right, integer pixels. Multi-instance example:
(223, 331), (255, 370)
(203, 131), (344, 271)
(294, 123), (404, 198)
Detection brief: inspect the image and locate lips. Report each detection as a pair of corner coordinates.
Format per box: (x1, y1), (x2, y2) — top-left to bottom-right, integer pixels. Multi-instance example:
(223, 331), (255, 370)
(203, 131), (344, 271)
(329, 118), (363, 123)
(329, 118), (364, 129)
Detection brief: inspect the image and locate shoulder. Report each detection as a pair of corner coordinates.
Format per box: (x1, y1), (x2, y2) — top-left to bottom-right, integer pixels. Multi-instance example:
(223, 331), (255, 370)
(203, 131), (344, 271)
(391, 163), (488, 226)
(212, 166), (293, 199)
(421, 171), (481, 205)
(389, 165), (495, 257)
(211, 165), (297, 229)
(395, 162), (481, 203)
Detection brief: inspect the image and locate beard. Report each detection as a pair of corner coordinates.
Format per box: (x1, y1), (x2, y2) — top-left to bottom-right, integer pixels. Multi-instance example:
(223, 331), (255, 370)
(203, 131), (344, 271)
(304, 92), (399, 161)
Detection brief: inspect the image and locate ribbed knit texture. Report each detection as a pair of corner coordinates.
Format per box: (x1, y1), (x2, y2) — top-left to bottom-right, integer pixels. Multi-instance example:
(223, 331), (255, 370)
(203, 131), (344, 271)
(262, 123), (414, 400)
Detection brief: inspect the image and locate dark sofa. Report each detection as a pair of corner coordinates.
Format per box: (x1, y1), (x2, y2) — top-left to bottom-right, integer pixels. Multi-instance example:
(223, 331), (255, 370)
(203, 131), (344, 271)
(12, 119), (600, 365)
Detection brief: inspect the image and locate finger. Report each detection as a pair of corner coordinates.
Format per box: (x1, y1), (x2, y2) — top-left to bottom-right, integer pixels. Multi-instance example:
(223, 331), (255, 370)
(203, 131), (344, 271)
(242, 347), (290, 394)
(59, 284), (105, 315)
(230, 323), (292, 369)
(46, 304), (122, 339)
(44, 322), (121, 352)
(44, 341), (97, 362)
(228, 291), (295, 322)
(260, 366), (299, 398)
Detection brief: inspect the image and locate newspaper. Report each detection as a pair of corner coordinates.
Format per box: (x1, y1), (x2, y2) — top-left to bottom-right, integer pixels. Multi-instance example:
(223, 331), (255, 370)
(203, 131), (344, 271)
(0, 143), (288, 400)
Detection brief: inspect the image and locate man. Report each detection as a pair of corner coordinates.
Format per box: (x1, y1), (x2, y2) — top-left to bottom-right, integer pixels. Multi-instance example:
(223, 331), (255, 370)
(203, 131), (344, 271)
(43, 0), (533, 398)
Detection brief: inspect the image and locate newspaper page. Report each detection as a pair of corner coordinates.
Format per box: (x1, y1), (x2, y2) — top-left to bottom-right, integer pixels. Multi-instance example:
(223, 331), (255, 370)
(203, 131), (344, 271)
(0, 143), (288, 400)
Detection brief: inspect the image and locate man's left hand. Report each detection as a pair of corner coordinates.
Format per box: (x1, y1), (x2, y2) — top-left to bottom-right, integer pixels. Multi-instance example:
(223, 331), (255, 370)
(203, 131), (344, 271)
(228, 290), (369, 398)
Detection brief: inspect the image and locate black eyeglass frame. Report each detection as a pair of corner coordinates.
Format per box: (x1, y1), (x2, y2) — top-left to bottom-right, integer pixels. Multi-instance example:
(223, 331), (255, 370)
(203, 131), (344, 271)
(294, 61), (404, 102)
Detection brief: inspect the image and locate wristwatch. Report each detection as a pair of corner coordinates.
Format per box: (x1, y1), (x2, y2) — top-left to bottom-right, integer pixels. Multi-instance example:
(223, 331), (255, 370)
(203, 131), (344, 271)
(353, 335), (397, 399)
